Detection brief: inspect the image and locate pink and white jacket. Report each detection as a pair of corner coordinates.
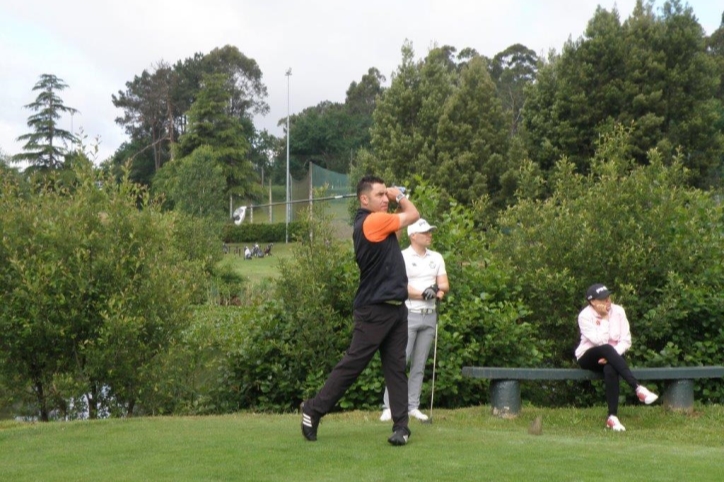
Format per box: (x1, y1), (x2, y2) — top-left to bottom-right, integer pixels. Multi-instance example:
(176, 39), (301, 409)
(574, 303), (632, 360)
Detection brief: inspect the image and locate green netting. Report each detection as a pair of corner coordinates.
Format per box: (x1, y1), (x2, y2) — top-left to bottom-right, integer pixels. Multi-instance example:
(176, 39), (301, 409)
(244, 163), (353, 230)
(310, 162), (349, 196)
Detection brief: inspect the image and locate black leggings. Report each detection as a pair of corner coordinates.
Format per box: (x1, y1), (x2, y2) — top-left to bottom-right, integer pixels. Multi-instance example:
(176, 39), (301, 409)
(577, 344), (639, 416)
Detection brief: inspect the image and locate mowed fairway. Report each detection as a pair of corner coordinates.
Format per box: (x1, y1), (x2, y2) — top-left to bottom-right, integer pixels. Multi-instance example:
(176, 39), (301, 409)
(1, 406), (722, 481)
(217, 242), (297, 280)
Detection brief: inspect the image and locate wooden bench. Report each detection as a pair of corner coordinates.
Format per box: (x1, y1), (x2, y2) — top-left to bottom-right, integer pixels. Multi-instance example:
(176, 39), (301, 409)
(461, 366), (724, 417)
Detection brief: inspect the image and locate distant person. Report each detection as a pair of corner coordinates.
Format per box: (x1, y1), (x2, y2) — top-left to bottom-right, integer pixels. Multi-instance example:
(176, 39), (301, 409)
(380, 218), (449, 422)
(575, 284), (658, 432)
(301, 175), (420, 446)
(244, 246), (252, 260)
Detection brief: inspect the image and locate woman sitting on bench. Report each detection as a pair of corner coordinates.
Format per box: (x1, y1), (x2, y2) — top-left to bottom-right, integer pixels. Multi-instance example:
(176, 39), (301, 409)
(575, 283), (658, 432)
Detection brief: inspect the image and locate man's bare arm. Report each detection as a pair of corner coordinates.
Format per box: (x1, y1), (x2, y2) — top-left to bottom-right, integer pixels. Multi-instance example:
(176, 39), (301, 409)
(386, 186), (419, 229)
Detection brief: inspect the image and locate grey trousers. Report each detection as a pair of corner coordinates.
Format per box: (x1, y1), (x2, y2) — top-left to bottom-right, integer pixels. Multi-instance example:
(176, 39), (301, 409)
(383, 311), (436, 411)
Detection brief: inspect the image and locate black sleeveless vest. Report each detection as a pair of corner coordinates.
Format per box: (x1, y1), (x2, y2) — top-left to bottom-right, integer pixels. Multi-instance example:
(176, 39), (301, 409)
(352, 208), (408, 309)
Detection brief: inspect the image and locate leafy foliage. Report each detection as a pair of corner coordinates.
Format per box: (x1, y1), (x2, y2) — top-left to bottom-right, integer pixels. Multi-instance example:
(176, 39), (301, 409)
(0, 164), (213, 420)
(176, 73), (257, 200)
(368, 41), (523, 222)
(491, 126), (724, 404)
(489, 43), (538, 135)
(202, 181), (542, 412)
(153, 145), (228, 218)
(213, 204), (358, 412)
(523, 1), (723, 187)
(269, 67), (385, 184)
(13, 74), (78, 171)
(110, 46), (268, 186)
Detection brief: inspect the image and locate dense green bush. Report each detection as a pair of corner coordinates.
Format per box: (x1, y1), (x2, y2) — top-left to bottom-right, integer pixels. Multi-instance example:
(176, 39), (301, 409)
(490, 128), (724, 405)
(0, 165), (214, 420)
(403, 182), (543, 408)
(214, 206), (359, 412)
(222, 221), (305, 243)
(201, 182), (543, 412)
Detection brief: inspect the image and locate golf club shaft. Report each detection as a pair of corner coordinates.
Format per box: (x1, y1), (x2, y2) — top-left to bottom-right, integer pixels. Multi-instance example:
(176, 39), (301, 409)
(429, 319), (438, 419)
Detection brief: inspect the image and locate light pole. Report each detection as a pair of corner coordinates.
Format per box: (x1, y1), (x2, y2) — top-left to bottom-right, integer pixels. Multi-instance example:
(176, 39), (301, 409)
(285, 68), (292, 244)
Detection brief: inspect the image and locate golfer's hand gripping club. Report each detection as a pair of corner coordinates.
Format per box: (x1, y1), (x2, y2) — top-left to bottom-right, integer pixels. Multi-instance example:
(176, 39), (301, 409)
(422, 284), (439, 300)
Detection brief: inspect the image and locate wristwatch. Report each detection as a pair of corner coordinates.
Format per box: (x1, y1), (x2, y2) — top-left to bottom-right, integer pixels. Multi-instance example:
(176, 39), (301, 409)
(395, 192), (406, 203)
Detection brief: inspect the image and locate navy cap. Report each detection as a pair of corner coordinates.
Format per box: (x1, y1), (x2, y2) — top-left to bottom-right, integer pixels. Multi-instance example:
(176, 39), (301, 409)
(586, 284), (612, 301)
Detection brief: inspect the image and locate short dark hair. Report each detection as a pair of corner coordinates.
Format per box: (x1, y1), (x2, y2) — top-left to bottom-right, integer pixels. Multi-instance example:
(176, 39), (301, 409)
(356, 175), (385, 199)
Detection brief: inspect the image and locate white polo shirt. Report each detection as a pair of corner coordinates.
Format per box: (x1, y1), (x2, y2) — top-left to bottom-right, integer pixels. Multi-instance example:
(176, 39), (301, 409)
(402, 246), (446, 311)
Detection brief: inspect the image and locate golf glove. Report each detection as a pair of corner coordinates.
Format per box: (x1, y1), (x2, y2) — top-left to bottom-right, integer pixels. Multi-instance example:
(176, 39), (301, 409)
(422, 284), (439, 300)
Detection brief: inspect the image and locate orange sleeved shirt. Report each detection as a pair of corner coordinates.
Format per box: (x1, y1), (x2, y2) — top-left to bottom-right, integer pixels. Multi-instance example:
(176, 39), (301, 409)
(362, 212), (401, 242)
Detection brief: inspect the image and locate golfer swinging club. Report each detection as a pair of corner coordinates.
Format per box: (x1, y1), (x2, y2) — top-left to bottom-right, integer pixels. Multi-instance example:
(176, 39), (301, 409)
(301, 175), (420, 445)
(380, 218), (449, 422)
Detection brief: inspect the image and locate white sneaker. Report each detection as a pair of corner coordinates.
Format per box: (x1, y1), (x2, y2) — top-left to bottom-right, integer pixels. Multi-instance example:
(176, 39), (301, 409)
(409, 408), (429, 421)
(606, 415), (626, 432)
(636, 385), (658, 405)
(379, 408), (391, 422)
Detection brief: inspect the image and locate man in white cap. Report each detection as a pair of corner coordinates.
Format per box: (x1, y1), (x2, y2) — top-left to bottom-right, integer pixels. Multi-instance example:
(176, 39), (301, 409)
(380, 218), (449, 422)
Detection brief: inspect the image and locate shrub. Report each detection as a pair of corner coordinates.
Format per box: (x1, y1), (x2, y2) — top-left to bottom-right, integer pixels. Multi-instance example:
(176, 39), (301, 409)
(208, 181), (543, 412)
(490, 128), (724, 404)
(215, 205), (358, 412)
(0, 165), (212, 420)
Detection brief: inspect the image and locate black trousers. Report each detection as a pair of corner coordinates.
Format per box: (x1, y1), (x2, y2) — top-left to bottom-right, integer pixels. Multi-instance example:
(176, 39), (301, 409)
(305, 303), (409, 430)
(578, 344), (639, 417)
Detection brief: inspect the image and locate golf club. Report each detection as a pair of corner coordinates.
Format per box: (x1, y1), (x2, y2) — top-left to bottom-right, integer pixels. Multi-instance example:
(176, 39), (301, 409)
(422, 316), (439, 425)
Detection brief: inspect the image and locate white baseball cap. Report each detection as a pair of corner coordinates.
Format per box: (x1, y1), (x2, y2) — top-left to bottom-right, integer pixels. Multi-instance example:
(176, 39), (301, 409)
(407, 219), (437, 236)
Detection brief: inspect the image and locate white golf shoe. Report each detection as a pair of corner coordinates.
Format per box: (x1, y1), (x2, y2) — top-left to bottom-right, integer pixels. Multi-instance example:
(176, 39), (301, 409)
(606, 415), (626, 432)
(636, 385), (658, 405)
(379, 408), (391, 422)
(409, 408), (429, 421)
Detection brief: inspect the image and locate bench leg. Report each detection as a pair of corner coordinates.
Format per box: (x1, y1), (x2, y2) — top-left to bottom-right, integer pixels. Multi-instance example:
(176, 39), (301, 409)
(490, 380), (521, 418)
(662, 379), (694, 413)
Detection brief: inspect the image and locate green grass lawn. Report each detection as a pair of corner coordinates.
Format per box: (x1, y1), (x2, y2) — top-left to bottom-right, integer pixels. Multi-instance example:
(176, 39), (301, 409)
(217, 242), (297, 280)
(2, 405), (722, 481)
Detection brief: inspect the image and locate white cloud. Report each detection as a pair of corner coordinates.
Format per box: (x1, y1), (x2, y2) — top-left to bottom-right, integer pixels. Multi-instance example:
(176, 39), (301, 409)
(1, 0), (721, 163)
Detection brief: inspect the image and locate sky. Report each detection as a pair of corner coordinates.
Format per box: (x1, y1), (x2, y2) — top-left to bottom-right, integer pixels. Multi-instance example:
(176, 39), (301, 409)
(1, 0), (722, 164)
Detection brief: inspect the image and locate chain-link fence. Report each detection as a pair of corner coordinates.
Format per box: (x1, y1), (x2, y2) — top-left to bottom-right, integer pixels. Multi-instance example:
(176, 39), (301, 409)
(235, 163), (355, 237)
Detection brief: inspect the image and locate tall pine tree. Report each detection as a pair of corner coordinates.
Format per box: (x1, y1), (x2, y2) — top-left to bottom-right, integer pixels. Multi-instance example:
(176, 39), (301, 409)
(14, 74), (78, 170)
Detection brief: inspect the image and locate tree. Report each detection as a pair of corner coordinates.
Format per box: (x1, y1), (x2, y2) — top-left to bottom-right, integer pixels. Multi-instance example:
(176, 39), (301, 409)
(437, 57), (510, 210)
(523, 1), (723, 187)
(102, 139), (158, 186)
(13, 74), (78, 170)
(154, 146), (227, 217)
(198, 45), (269, 119)
(492, 126), (724, 405)
(345, 67), (386, 116)
(370, 42), (454, 185)
(706, 13), (724, 140)
(0, 149), (18, 179)
(111, 46), (269, 187)
(177, 73), (256, 200)
(247, 128), (278, 188)
(369, 42), (513, 218)
(282, 101), (359, 175)
(489, 44), (538, 135)
(0, 164), (212, 420)
(112, 62), (178, 177)
(270, 67), (386, 183)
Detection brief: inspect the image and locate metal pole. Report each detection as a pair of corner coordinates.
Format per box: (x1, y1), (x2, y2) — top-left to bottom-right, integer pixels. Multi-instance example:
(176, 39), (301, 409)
(285, 68), (292, 244)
